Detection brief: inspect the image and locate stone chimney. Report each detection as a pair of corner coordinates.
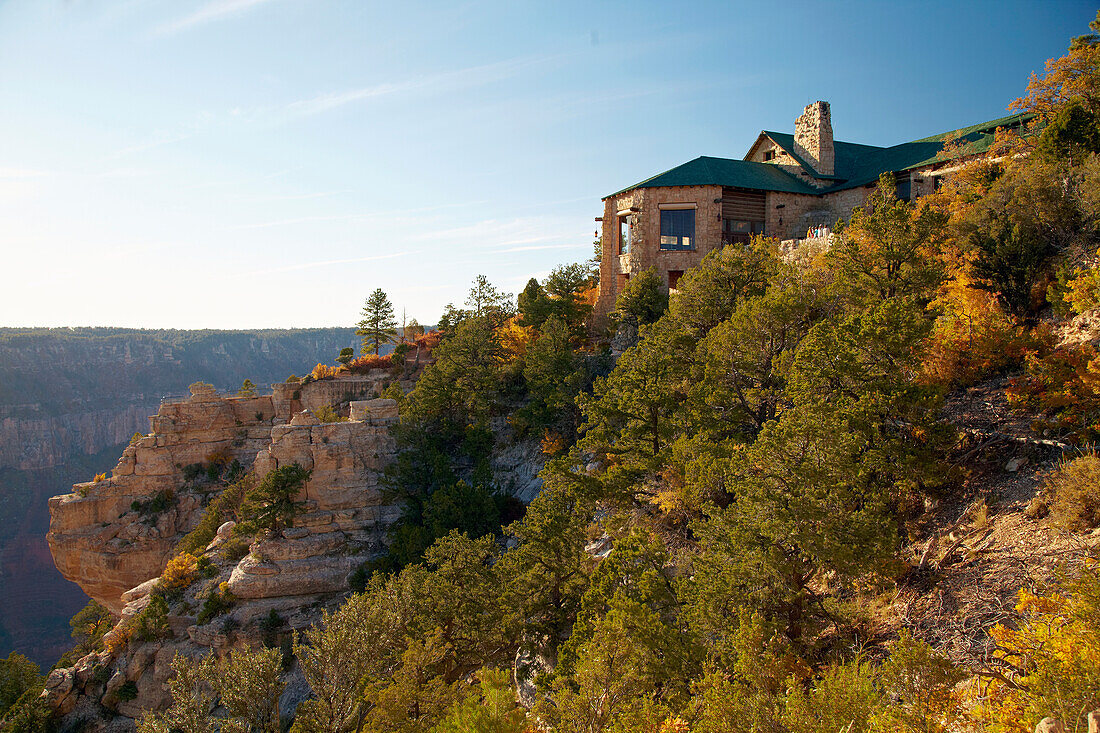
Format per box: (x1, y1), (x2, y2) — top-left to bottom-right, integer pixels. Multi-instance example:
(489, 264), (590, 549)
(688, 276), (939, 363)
(793, 101), (834, 177)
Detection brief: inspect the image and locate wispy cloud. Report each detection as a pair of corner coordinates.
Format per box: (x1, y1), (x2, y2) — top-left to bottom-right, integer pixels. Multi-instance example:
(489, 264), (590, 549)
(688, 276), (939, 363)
(228, 190), (350, 203)
(284, 83), (419, 117)
(279, 54), (557, 120)
(230, 213), (367, 231)
(105, 130), (197, 160)
(153, 0), (281, 36)
(495, 243), (590, 254)
(230, 200), (487, 231)
(253, 251), (413, 275)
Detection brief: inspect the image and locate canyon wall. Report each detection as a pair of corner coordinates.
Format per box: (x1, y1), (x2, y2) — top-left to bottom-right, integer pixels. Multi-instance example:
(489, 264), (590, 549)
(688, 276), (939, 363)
(0, 327), (359, 666)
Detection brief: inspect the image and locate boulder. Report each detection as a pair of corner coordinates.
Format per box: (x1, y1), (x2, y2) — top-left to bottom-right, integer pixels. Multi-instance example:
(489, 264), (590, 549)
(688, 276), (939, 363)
(290, 410), (320, 426)
(120, 577), (159, 605)
(349, 398), (398, 423)
(1036, 718), (1065, 733)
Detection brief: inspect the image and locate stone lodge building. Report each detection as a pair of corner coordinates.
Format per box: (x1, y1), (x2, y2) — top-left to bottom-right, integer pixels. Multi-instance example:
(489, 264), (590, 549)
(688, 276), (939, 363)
(594, 101), (1030, 322)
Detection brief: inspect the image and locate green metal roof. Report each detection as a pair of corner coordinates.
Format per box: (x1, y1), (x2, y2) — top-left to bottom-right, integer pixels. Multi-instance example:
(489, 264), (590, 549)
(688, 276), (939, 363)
(606, 155), (819, 198)
(605, 111), (1035, 199)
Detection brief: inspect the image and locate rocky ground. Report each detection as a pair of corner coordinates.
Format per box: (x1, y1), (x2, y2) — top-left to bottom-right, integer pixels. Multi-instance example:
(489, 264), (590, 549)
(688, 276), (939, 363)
(887, 374), (1098, 672)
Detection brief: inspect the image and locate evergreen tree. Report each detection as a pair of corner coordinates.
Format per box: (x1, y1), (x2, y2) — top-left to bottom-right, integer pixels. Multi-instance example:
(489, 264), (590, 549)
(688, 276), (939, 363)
(517, 316), (587, 437)
(357, 289), (398, 355)
(517, 278), (552, 330)
(383, 317), (505, 567)
(829, 172), (946, 308)
(240, 464), (310, 534)
(0, 653), (42, 719)
(464, 275), (514, 328)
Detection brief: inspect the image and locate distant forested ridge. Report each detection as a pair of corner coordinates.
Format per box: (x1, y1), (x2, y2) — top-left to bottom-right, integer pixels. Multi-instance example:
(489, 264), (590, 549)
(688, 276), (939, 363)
(0, 327), (359, 426)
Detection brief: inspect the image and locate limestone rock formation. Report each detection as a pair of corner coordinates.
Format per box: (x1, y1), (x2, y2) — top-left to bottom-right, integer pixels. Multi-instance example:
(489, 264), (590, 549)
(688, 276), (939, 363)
(42, 368), (547, 730)
(47, 386), (279, 613)
(46, 375), (395, 614)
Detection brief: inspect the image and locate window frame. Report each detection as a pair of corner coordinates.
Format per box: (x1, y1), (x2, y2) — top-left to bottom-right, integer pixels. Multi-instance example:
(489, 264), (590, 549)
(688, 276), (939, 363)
(659, 207), (696, 251)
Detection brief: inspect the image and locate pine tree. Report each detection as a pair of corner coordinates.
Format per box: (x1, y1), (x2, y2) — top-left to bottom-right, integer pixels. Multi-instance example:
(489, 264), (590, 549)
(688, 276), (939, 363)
(357, 289), (398, 355)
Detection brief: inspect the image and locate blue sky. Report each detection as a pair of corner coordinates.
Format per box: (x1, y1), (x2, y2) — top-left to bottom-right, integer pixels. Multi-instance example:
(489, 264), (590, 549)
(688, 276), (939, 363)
(0, 0), (1092, 328)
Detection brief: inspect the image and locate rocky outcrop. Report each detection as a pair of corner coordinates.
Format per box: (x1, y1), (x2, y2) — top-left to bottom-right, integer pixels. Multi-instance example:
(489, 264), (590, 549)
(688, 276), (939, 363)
(47, 385), (279, 613)
(229, 413), (399, 600)
(46, 376), (406, 614)
(42, 368), (547, 730)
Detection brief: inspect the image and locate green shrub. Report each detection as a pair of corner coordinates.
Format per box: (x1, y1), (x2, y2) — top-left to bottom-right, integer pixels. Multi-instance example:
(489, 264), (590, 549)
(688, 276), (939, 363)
(0, 652), (43, 719)
(133, 595), (172, 642)
(0, 687), (54, 733)
(259, 610), (282, 648)
(1047, 454), (1100, 532)
(197, 586), (235, 625)
(116, 681), (138, 702)
(219, 535), (251, 563)
(130, 489), (175, 517)
(175, 478), (248, 556)
(238, 464), (310, 534)
(182, 463), (207, 482)
(613, 266), (668, 328)
(196, 556), (218, 578)
(314, 405), (344, 423)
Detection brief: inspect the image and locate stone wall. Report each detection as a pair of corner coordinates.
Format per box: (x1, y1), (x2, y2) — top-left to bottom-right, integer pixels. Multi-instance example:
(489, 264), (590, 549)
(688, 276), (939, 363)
(766, 186), (873, 241)
(595, 184), (722, 323)
(270, 374), (385, 421)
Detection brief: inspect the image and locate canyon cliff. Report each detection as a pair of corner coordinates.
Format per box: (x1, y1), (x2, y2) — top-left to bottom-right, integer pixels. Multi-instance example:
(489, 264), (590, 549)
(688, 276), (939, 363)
(41, 372), (544, 727)
(0, 328), (359, 665)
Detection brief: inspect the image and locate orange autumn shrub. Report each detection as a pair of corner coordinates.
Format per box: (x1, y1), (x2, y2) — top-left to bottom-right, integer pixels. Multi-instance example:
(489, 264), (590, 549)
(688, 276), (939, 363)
(415, 330), (442, 349)
(345, 354), (392, 373)
(1007, 342), (1100, 443)
(972, 575), (1100, 732)
(923, 272), (1033, 387)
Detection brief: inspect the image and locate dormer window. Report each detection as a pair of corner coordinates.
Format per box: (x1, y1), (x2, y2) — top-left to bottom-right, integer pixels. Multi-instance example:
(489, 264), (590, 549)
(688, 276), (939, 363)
(763, 150), (776, 162)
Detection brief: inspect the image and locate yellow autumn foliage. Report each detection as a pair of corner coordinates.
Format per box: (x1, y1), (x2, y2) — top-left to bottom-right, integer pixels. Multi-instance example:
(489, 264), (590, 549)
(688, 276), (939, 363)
(160, 552), (199, 592)
(972, 573), (1100, 732)
(497, 316), (535, 358)
(923, 271), (1030, 387)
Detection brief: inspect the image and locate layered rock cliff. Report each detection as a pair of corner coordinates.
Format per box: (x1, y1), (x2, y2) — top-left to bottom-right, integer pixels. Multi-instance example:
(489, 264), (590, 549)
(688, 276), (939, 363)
(47, 375), (393, 614)
(42, 373), (404, 724)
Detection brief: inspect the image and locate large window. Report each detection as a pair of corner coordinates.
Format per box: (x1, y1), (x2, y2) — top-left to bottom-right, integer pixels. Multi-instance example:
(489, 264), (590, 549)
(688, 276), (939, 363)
(721, 219), (765, 246)
(618, 215), (630, 254)
(659, 209), (695, 251)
